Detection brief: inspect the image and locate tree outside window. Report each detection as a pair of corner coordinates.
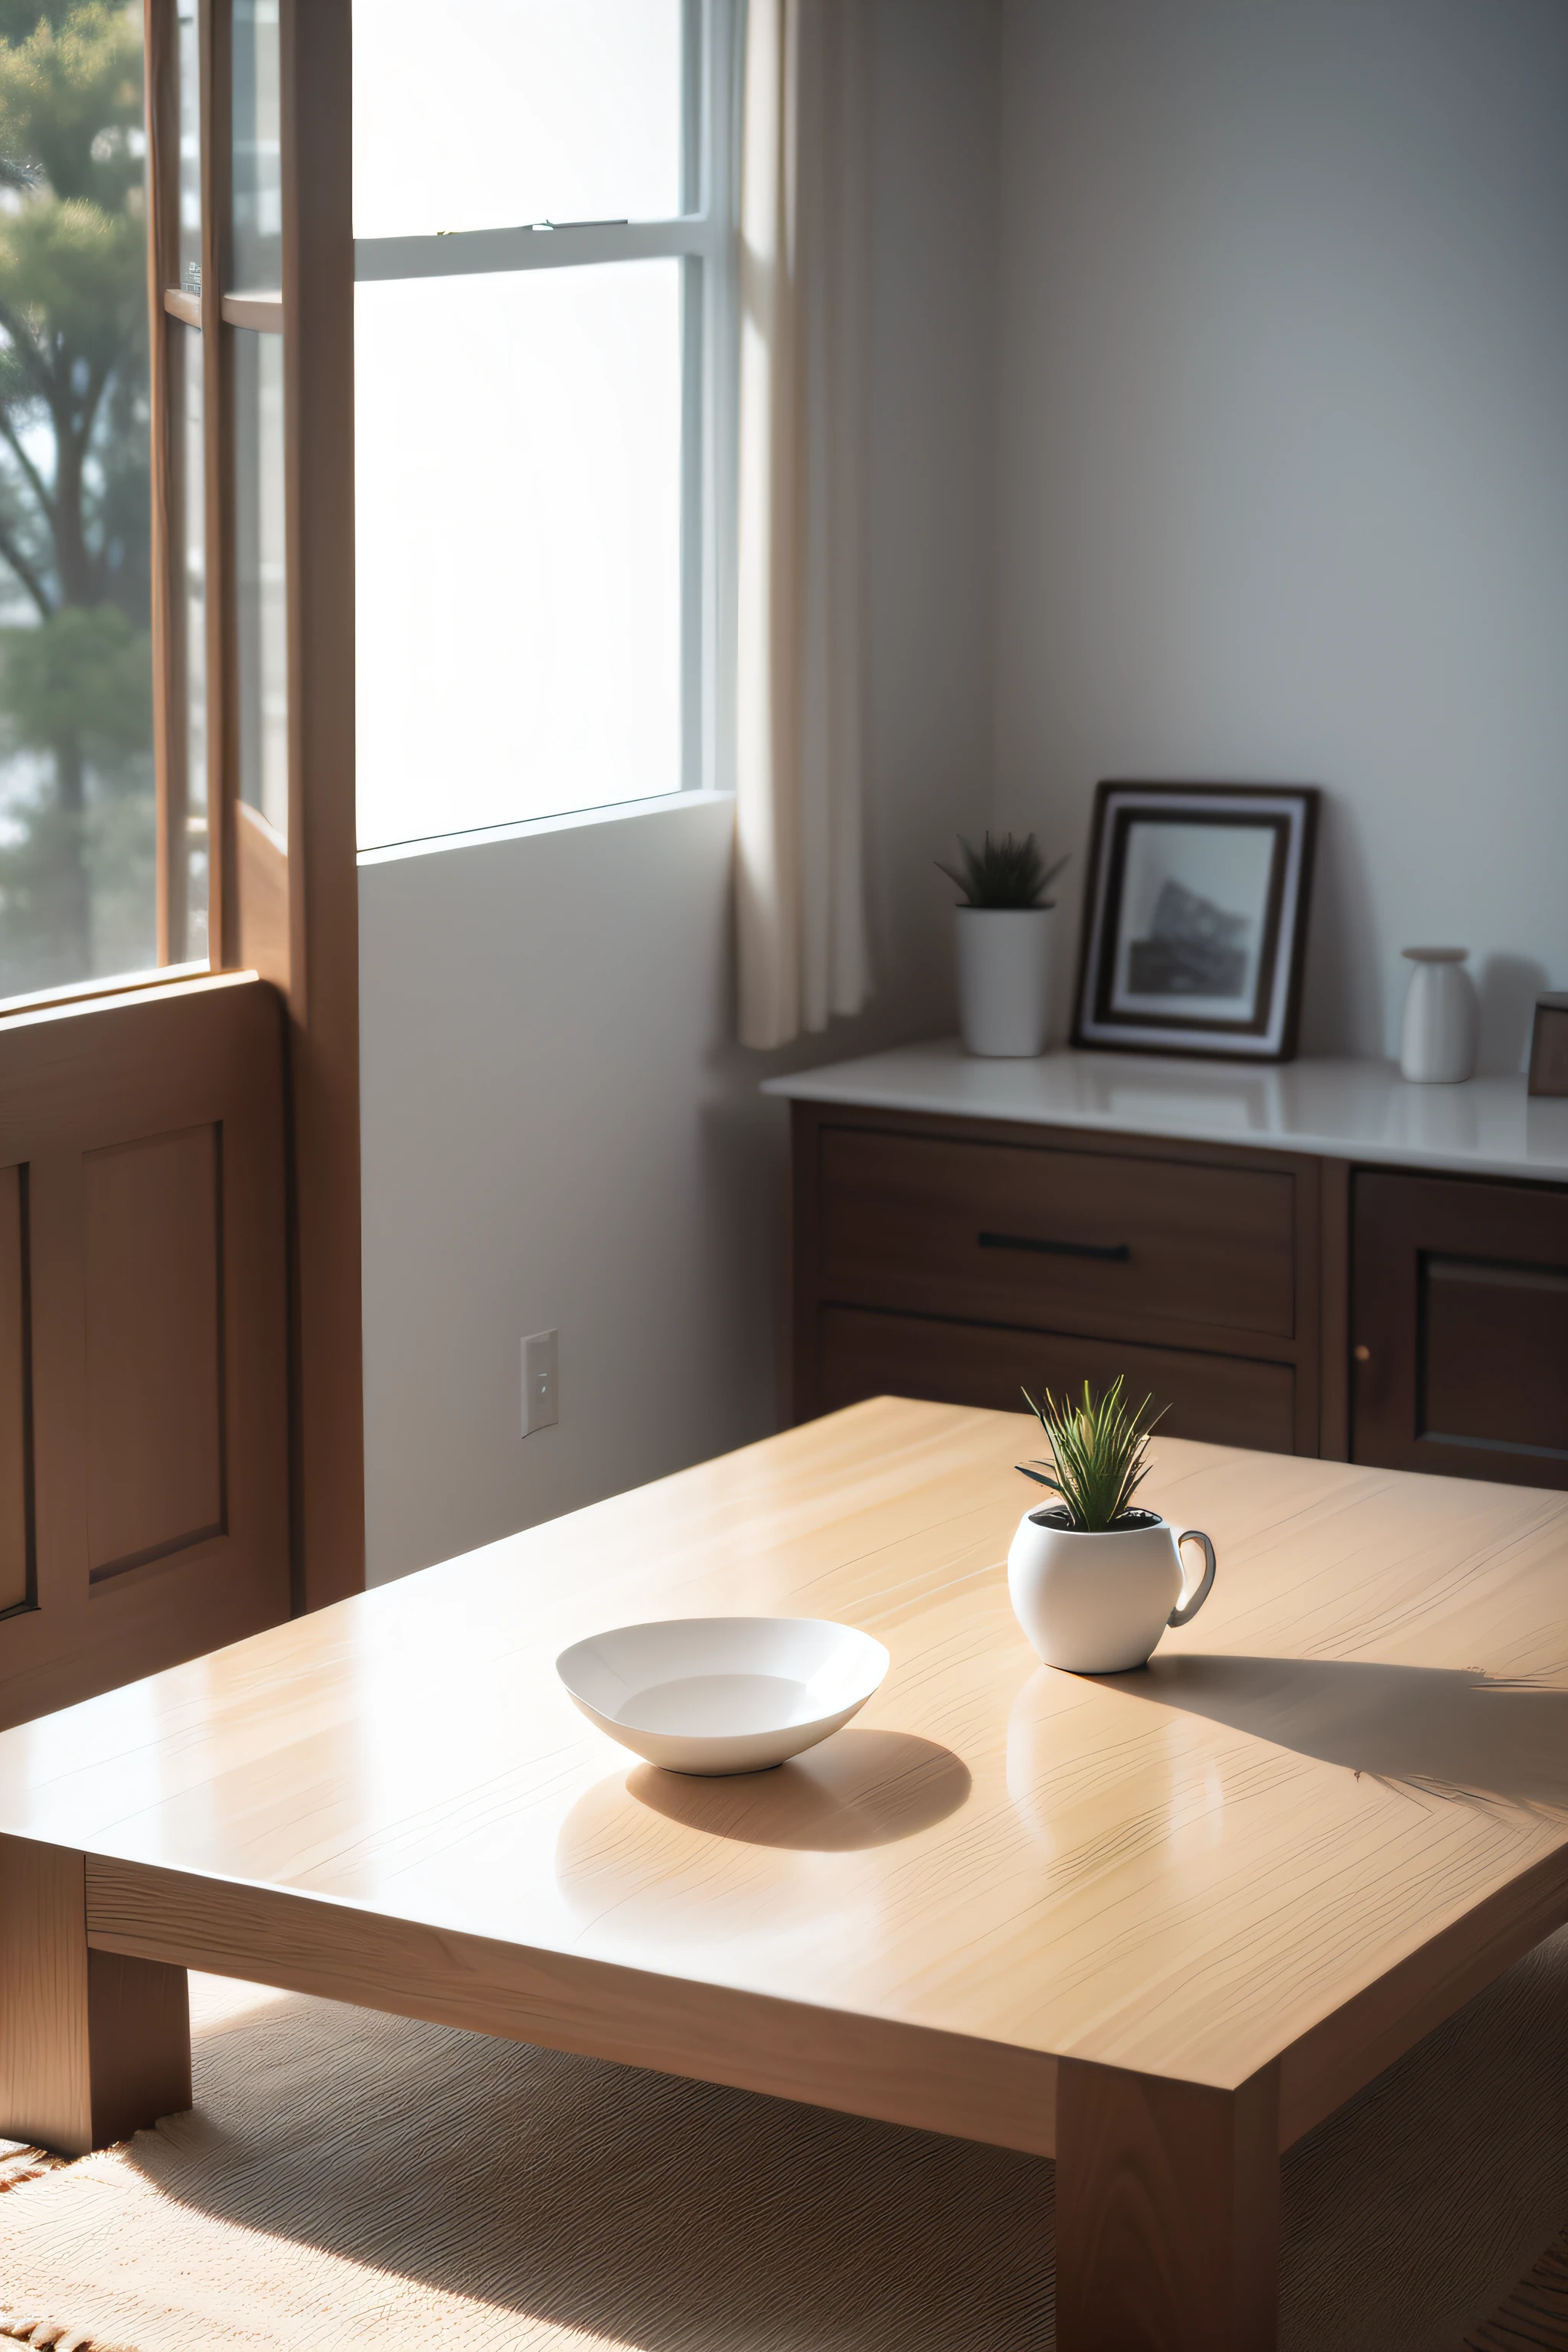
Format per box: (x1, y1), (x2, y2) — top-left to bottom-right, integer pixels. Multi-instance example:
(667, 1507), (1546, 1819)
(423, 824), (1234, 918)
(0, 0), (155, 999)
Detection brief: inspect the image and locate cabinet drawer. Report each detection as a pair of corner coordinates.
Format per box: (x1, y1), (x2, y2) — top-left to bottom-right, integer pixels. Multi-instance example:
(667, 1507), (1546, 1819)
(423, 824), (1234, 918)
(818, 1307), (1297, 1454)
(818, 1129), (1295, 1341)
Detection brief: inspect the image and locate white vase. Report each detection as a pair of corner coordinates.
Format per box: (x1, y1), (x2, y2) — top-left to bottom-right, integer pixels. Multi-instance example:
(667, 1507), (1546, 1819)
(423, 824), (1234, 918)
(954, 906), (1053, 1057)
(1006, 1506), (1217, 1674)
(1399, 948), (1478, 1084)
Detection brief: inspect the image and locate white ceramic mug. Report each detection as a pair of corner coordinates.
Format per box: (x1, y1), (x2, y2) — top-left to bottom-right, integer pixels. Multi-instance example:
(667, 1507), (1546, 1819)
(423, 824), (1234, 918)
(1007, 1506), (1217, 1674)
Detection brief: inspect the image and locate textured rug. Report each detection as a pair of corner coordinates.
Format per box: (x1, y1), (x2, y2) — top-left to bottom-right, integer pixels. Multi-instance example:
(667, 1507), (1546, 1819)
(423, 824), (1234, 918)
(1, 1932), (1566, 2351)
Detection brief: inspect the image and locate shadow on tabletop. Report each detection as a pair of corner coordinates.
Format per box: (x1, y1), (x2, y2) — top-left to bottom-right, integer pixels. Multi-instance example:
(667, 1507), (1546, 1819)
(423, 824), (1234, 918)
(1093, 1653), (1568, 1814)
(623, 1726), (971, 1851)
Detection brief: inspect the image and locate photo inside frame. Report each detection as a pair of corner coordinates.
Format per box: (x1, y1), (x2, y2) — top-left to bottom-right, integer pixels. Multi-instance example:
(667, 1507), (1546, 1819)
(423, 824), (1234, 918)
(1107, 815), (1283, 1027)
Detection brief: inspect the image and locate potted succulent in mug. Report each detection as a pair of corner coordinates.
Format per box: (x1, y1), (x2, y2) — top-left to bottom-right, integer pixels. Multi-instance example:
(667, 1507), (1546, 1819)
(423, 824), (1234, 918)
(1007, 1377), (1217, 1674)
(936, 831), (1069, 1057)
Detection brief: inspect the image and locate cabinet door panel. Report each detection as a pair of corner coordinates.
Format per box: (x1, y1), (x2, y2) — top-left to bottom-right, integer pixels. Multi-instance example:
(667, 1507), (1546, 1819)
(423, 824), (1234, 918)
(1353, 1173), (1568, 1488)
(818, 1129), (1295, 1342)
(0, 977), (289, 1728)
(818, 1307), (1298, 1455)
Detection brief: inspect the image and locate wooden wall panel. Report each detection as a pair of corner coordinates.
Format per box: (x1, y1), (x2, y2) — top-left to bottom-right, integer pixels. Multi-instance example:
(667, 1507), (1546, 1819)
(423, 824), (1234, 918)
(0, 974), (289, 1730)
(0, 1165), (28, 1614)
(83, 1125), (224, 1579)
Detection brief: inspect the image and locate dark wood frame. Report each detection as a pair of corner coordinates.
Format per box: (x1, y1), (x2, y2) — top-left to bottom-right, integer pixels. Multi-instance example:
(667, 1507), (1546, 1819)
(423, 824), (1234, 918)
(1071, 781), (1320, 1063)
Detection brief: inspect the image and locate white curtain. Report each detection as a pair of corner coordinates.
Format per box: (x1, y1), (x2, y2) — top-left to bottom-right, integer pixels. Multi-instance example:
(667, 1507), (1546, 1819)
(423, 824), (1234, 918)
(734, 0), (873, 1051)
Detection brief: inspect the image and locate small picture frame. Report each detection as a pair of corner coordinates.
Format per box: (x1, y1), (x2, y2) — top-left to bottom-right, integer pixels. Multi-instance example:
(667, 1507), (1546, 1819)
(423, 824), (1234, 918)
(1071, 781), (1320, 1062)
(1527, 994), (1568, 1098)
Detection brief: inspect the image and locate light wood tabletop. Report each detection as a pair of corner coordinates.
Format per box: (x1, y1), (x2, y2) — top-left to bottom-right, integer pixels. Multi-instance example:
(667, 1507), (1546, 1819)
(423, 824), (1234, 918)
(4, 1397), (1568, 2350)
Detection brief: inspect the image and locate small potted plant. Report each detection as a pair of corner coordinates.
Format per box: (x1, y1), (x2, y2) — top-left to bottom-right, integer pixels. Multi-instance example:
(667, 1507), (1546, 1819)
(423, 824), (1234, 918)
(936, 831), (1069, 1058)
(1007, 1377), (1217, 1673)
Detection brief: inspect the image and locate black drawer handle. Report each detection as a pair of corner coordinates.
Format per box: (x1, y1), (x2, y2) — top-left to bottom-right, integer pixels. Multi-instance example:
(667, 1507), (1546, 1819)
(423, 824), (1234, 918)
(978, 1230), (1131, 1264)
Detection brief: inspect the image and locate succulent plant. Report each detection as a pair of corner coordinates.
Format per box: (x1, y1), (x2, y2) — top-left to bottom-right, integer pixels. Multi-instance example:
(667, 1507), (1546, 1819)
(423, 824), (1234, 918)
(936, 831), (1069, 910)
(1015, 1376), (1165, 1533)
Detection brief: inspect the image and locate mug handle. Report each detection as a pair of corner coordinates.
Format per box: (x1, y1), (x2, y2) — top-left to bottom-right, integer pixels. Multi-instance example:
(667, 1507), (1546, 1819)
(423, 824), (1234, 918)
(1167, 1530), (1217, 1628)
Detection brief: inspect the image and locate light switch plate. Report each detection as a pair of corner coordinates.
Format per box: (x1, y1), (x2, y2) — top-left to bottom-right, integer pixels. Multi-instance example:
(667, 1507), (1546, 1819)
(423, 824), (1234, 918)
(521, 1329), (558, 1436)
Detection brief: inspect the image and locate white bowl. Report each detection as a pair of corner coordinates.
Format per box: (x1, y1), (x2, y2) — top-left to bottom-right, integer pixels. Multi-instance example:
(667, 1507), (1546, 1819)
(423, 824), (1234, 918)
(555, 1616), (890, 1777)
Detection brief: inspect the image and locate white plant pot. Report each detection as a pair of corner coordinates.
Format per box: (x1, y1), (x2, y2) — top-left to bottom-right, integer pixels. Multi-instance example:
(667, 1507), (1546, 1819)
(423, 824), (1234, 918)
(1399, 948), (1478, 1084)
(1006, 1506), (1217, 1674)
(954, 906), (1053, 1058)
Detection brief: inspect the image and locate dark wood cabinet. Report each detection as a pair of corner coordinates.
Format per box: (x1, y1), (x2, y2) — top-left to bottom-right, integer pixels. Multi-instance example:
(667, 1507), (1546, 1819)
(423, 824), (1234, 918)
(790, 1102), (1325, 1456)
(1352, 1171), (1568, 1488)
(818, 1128), (1298, 1341)
(786, 1091), (1568, 1492)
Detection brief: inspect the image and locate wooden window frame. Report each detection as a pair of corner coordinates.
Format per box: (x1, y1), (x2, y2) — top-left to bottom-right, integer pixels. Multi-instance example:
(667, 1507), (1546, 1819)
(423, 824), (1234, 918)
(144, 0), (361, 1611)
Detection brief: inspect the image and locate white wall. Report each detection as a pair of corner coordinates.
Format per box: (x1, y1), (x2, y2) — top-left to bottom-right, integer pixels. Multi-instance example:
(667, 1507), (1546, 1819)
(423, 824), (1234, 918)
(994, 0), (1568, 1067)
(359, 0), (1001, 1583)
(360, 797), (763, 1579)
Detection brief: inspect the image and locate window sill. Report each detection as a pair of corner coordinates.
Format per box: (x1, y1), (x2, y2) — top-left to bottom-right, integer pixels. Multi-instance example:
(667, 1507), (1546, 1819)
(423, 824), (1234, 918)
(356, 789), (733, 870)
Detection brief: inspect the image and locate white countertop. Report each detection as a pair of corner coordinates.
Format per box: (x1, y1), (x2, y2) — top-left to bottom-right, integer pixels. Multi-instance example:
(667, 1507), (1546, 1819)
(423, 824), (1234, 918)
(761, 1041), (1568, 1183)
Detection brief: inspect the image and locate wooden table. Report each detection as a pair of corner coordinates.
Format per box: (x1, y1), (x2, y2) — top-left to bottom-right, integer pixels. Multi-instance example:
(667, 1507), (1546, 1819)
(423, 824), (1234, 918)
(4, 1400), (1568, 2350)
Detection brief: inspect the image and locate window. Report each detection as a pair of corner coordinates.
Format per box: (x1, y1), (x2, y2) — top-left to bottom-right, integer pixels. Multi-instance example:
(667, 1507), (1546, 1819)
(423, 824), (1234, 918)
(0, 2), (159, 999)
(0, 0), (299, 1005)
(352, 0), (738, 854)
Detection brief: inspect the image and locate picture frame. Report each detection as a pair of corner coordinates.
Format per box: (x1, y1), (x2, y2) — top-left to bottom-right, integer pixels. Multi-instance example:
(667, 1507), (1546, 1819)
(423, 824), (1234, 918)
(1070, 781), (1320, 1062)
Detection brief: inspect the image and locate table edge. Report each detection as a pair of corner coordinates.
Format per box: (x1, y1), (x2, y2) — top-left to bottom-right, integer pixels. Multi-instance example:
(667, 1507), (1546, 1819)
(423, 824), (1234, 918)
(83, 1852), (1060, 2159)
(80, 1833), (1568, 2158)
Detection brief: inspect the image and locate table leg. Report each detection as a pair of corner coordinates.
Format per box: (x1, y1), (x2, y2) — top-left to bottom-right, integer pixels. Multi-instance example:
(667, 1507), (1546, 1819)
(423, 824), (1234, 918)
(0, 1834), (190, 2155)
(1055, 2056), (1279, 2352)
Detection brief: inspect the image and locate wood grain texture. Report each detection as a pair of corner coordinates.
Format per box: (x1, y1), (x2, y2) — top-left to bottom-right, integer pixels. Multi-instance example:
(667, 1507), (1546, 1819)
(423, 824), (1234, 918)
(83, 1123), (224, 1577)
(1354, 1171), (1568, 1488)
(1056, 2060), (1279, 2352)
(0, 975), (288, 1728)
(0, 1835), (87, 2150)
(2, 1401), (1566, 2158)
(85, 1857), (1057, 2158)
(0, 1163), (28, 1612)
(0, 1834), (191, 2154)
(817, 1305), (1296, 1454)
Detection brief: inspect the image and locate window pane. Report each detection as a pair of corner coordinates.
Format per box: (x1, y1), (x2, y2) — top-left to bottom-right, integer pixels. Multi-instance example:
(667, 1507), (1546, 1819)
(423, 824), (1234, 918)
(177, 0), (201, 293)
(178, 327), (209, 962)
(234, 332), (288, 838)
(353, 0), (682, 240)
(0, 2), (158, 997)
(355, 261), (682, 851)
(231, 0), (280, 292)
